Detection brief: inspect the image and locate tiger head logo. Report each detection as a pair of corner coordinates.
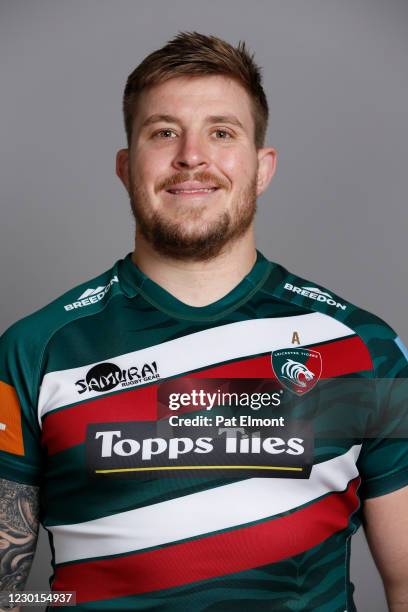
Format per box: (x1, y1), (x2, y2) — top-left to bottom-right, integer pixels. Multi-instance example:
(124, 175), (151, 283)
(281, 359), (315, 388)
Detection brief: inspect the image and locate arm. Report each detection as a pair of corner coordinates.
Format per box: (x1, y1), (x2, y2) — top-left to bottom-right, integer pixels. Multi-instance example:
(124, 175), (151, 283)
(0, 478), (39, 611)
(362, 484), (408, 611)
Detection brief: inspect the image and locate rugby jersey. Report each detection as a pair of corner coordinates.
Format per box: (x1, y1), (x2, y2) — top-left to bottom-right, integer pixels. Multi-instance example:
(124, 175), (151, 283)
(0, 248), (407, 612)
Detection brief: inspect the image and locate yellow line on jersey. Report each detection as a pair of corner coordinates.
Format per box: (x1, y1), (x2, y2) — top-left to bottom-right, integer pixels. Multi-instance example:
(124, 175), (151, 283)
(95, 465), (304, 474)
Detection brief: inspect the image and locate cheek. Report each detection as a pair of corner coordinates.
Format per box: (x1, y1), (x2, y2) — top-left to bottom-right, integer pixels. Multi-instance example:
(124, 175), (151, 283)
(220, 151), (257, 184)
(131, 150), (168, 189)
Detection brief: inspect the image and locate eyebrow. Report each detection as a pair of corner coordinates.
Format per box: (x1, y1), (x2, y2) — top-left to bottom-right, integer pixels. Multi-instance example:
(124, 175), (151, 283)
(206, 115), (245, 130)
(140, 114), (178, 128)
(140, 113), (245, 130)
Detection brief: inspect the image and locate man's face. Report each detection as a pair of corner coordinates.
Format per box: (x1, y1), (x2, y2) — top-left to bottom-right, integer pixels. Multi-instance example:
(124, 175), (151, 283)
(117, 75), (275, 261)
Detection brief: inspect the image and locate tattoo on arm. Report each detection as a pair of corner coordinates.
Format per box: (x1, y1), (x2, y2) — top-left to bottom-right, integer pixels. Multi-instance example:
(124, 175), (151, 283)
(0, 478), (39, 596)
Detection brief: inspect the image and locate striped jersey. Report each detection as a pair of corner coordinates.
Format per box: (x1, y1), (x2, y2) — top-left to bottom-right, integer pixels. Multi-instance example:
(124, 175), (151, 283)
(0, 248), (408, 611)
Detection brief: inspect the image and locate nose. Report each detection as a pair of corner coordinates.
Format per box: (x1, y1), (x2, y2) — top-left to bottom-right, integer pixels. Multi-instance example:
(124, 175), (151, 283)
(172, 132), (210, 171)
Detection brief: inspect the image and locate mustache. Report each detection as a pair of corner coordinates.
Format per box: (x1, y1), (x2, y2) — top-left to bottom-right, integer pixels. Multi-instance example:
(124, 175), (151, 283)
(156, 171), (229, 192)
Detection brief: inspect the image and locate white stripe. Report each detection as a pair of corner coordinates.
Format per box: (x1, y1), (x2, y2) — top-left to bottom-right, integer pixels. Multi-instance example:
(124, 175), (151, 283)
(49, 444), (362, 564)
(38, 313), (354, 422)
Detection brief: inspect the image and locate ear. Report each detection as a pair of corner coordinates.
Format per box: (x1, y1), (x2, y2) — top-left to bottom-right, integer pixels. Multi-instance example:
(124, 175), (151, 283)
(116, 148), (130, 193)
(256, 147), (277, 196)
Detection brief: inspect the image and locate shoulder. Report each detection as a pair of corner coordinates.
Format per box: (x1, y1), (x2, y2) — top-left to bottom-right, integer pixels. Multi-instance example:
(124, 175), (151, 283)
(0, 258), (123, 365)
(264, 260), (408, 376)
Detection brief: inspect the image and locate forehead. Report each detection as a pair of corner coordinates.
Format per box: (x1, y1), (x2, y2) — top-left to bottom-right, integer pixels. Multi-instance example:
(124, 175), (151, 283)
(135, 75), (254, 129)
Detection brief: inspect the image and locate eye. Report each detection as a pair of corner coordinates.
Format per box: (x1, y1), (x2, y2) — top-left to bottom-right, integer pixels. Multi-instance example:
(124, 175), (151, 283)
(153, 129), (177, 139)
(213, 129), (233, 139)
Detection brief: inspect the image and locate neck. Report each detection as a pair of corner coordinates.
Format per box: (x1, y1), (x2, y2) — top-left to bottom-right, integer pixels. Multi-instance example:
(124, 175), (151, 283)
(131, 230), (257, 307)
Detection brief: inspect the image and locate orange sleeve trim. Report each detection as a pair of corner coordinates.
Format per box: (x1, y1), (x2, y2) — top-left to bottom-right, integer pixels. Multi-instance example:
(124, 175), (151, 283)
(0, 380), (25, 456)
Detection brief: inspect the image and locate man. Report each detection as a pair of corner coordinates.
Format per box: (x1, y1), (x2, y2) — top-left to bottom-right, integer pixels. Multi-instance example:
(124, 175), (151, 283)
(0, 31), (407, 612)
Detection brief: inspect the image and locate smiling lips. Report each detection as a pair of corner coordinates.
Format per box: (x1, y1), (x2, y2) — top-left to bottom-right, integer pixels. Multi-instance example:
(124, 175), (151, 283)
(166, 181), (219, 195)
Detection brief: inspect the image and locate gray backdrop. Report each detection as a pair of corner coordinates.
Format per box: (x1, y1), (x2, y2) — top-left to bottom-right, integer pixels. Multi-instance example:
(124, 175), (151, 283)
(1, 1), (407, 610)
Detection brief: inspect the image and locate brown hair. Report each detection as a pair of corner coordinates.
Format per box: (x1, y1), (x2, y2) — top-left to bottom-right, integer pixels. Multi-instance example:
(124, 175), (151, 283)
(123, 31), (269, 149)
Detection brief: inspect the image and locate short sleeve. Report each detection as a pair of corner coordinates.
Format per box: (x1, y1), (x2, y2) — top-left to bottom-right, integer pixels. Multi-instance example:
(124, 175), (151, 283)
(357, 333), (408, 499)
(0, 323), (43, 485)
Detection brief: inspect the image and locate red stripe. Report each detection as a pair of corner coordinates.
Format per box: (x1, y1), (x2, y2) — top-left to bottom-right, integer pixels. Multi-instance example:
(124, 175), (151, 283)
(314, 335), (372, 375)
(42, 386), (158, 455)
(43, 335), (371, 455)
(52, 477), (361, 602)
(191, 335), (371, 379)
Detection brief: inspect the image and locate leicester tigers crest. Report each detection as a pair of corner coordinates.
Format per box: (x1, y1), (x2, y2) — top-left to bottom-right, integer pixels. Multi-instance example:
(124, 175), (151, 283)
(271, 348), (322, 395)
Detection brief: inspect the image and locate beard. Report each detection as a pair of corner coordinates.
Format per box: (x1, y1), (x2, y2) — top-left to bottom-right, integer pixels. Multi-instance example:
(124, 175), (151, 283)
(128, 170), (258, 263)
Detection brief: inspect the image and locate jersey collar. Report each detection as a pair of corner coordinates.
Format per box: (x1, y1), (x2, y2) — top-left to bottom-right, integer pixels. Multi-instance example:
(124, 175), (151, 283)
(118, 248), (274, 322)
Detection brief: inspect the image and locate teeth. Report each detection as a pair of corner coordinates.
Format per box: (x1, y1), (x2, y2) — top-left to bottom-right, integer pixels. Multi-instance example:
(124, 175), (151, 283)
(169, 188), (216, 194)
